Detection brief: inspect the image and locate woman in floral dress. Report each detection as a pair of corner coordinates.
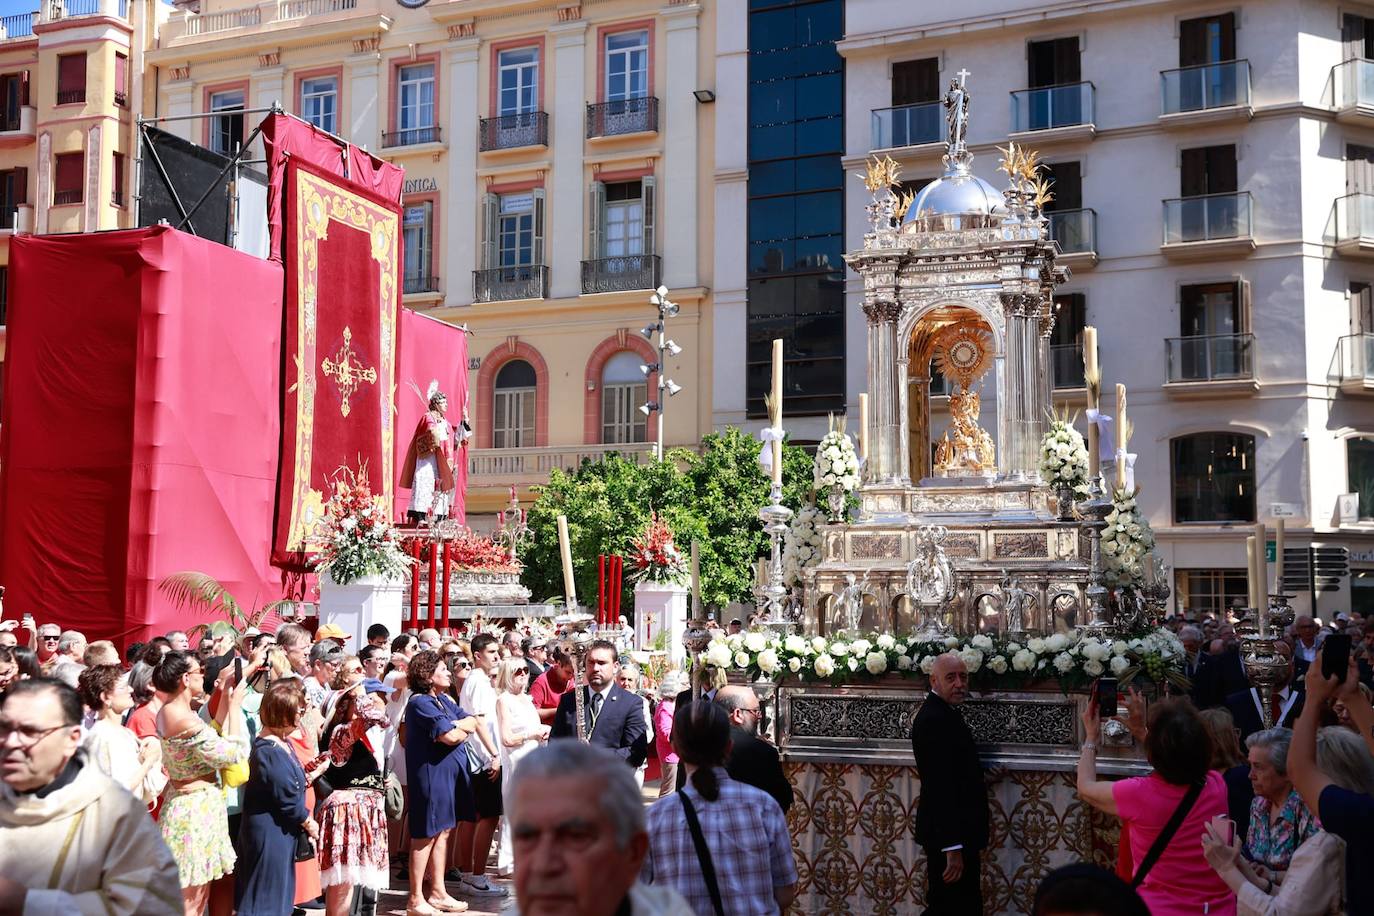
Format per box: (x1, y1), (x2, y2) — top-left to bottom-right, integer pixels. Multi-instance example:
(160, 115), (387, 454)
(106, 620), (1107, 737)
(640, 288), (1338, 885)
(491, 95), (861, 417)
(153, 651), (247, 916)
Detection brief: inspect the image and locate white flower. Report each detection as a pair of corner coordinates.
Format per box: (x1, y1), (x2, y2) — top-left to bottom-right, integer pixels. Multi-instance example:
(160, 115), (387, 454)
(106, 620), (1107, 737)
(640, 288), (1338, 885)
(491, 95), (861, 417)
(734, 651), (751, 669)
(743, 631), (767, 653)
(784, 635), (807, 654)
(1028, 638), (1047, 655)
(757, 649), (779, 674)
(1053, 652), (1074, 673)
(830, 641), (849, 657)
(813, 654), (835, 677)
(850, 638), (872, 656)
(971, 634), (994, 651)
(1110, 655), (1130, 675)
(1006, 642), (1022, 653)
(897, 654), (913, 671)
(895, 644), (909, 656)
(944, 636), (960, 649)
(876, 634), (896, 650)
(1013, 649), (1035, 672)
(1045, 633), (1068, 653)
(847, 657), (859, 672)
(1082, 641), (1109, 663)
(726, 633), (744, 651)
(704, 642), (732, 669)
(989, 655), (1009, 675)
(811, 636), (828, 654)
(958, 647), (984, 673)
(1084, 659), (1105, 677)
(788, 657), (802, 673)
(340, 517), (357, 530)
(865, 652), (888, 675)
(919, 655), (936, 675)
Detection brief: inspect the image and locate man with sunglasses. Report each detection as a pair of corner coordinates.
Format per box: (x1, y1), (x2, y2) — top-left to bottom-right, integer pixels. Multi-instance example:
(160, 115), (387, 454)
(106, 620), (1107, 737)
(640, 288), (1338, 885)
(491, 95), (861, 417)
(35, 624), (62, 673)
(715, 685), (793, 814)
(0, 678), (181, 914)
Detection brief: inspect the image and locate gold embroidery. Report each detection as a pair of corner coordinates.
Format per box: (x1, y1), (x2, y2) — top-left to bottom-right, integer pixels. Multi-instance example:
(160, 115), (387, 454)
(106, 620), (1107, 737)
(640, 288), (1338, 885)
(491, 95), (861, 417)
(48, 808), (86, 888)
(320, 326), (378, 418)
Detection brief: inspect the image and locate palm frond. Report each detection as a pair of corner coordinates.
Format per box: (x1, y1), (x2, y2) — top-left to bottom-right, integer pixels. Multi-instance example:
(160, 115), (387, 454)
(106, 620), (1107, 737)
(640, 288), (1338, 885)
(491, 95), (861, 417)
(248, 599), (297, 629)
(158, 571), (242, 619)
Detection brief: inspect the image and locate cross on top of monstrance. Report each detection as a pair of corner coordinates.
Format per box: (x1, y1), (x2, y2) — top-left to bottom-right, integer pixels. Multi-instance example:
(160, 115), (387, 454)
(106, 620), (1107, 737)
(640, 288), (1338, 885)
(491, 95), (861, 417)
(321, 325), (378, 418)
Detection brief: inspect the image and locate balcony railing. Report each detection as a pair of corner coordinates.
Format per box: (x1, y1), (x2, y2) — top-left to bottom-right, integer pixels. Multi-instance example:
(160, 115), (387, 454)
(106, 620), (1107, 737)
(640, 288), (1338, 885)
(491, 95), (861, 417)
(1166, 333), (1254, 383)
(57, 90), (85, 105)
(277, 0), (356, 20)
(1334, 58), (1374, 112)
(871, 101), (943, 150)
(1010, 82), (1095, 132)
(52, 189), (81, 206)
(0, 12), (34, 39)
(1051, 342), (1086, 389)
(1334, 333), (1374, 385)
(183, 4), (260, 33)
(581, 254), (661, 294)
(1161, 60), (1251, 115)
(1162, 192), (1252, 245)
(479, 111), (548, 151)
(382, 126), (440, 148)
(469, 442), (658, 483)
(403, 275), (440, 295)
(586, 97), (658, 138)
(1335, 193), (1374, 246)
(1047, 208), (1097, 256)
(473, 265), (548, 303)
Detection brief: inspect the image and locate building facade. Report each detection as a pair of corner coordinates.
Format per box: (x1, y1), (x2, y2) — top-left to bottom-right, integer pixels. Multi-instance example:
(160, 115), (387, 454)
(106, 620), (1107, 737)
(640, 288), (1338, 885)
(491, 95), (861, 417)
(147, 0), (714, 519)
(714, 0), (1374, 618)
(0, 0), (143, 397)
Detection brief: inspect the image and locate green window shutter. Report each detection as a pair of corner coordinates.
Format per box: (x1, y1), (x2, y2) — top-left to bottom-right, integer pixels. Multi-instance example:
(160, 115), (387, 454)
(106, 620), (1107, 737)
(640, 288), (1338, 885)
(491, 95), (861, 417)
(532, 187), (546, 266)
(482, 192), (499, 269)
(641, 175), (656, 256)
(588, 180), (606, 259)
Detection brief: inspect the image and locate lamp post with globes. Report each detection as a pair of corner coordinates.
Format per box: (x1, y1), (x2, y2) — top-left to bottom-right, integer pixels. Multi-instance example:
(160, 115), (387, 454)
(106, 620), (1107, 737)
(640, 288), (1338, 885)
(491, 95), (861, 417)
(641, 285), (683, 461)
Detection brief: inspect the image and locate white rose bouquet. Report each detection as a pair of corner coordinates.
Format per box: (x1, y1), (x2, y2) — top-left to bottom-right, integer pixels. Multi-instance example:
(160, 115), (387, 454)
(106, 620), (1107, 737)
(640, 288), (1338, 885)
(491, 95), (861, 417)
(782, 502), (825, 588)
(1039, 416), (1090, 497)
(1101, 489), (1155, 589)
(814, 415), (862, 521)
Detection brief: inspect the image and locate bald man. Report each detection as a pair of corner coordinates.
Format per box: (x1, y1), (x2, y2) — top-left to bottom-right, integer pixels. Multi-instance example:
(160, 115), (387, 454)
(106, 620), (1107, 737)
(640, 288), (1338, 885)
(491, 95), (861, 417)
(716, 686), (793, 813)
(909, 653), (988, 915)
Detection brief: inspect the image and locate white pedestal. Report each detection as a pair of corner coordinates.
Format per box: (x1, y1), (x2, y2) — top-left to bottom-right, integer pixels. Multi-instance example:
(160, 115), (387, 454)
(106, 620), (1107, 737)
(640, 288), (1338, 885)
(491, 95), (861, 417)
(318, 573), (407, 653)
(634, 581), (689, 665)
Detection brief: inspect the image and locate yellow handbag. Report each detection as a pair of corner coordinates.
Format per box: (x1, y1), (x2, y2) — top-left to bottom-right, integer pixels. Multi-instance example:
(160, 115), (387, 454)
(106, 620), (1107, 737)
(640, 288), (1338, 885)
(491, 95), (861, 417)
(208, 720), (250, 789)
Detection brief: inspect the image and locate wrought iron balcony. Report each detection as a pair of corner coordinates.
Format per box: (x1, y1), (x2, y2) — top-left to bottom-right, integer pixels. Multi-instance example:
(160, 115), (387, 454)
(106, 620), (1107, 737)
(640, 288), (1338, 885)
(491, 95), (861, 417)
(52, 189), (81, 205)
(1162, 192), (1252, 245)
(1010, 82), (1094, 133)
(1050, 342), (1085, 389)
(381, 125), (441, 148)
(1166, 333), (1254, 383)
(1161, 60), (1251, 115)
(403, 275), (440, 295)
(871, 101), (943, 150)
(1047, 208), (1097, 257)
(1334, 333), (1374, 392)
(473, 265), (548, 303)
(479, 111), (548, 151)
(57, 89), (84, 105)
(586, 97), (658, 138)
(580, 255), (661, 294)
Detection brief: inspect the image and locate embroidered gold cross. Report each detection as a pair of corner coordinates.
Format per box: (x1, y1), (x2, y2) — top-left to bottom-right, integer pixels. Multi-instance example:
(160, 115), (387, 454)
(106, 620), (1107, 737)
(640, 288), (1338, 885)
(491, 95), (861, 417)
(320, 326), (377, 418)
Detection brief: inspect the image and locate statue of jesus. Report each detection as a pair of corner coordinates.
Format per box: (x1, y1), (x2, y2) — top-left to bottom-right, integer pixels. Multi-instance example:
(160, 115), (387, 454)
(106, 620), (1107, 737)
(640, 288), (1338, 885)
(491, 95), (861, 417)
(944, 72), (970, 151)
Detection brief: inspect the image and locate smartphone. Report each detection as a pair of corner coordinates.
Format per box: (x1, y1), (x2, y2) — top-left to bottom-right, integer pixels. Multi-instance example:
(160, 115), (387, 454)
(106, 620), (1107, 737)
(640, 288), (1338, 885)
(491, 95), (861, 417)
(233, 657), (243, 686)
(1097, 677), (1119, 718)
(1322, 634), (1352, 682)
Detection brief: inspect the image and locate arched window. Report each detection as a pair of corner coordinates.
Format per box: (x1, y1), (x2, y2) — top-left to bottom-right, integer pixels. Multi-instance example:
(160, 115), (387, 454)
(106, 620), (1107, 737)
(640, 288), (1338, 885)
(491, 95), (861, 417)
(1349, 436), (1374, 521)
(601, 351), (648, 444)
(493, 360), (536, 449)
(1171, 432), (1256, 523)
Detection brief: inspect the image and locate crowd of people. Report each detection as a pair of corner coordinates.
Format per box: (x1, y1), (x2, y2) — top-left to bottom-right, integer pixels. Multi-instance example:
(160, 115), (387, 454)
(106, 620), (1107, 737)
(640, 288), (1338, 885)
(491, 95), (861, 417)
(4, 606), (1374, 916)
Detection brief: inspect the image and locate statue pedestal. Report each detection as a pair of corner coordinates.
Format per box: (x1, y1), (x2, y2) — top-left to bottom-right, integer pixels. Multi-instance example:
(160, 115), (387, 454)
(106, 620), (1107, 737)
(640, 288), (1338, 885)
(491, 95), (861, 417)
(318, 573), (406, 653)
(633, 581), (688, 664)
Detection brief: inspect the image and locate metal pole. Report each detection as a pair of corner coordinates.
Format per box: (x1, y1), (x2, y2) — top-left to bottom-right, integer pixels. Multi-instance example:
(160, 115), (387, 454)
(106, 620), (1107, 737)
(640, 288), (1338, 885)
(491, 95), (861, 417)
(656, 307), (666, 461)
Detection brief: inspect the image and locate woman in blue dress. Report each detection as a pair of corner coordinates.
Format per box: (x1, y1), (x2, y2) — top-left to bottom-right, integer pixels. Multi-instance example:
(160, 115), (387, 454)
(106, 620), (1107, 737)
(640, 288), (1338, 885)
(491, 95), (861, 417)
(235, 678), (317, 916)
(404, 649), (480, 915)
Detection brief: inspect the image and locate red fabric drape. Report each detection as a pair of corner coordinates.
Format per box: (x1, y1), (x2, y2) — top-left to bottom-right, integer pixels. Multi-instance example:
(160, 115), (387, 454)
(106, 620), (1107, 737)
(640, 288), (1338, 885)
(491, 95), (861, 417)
(393, 308), (468, 524)
(0, 227), (284, 647)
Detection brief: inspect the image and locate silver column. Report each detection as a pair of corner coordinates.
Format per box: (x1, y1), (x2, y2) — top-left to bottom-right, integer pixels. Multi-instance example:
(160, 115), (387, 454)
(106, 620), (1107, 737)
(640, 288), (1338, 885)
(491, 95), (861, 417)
(1001, 295), (1041, 480)
(863, 298), (904, 485)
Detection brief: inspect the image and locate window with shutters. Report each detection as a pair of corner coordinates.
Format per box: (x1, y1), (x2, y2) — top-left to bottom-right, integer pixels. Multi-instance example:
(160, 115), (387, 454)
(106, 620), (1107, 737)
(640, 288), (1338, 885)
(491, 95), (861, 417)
(111, 152), (125, 207)
(601, 351), (648, 444)
(1352, 282), (1374, 334)
(1050, 293), (1086, 389)
(114, 53), (127, 106)
(1028, 37), (1081, 88)
(1171, 432), (1256, 523)
(891, 58), (939, 106)
(208, 89), (245, 156)
(1181, 145), (1237, 196)
(402, 202), (435, 294)
(604, 181), (644, 258)
(53, 152), (82, 206)
(1343, 14), (1374, 60)
(57, 54), (85, 105)
(301, 76), (338, 134)
(584, 178), (657, 293)
(1179, 13), (1236, 67)
(493, 360), (537, 449)
(477, 189), (545, 301)
(0, 72), (27, 131)
(1350, 437), (1374, 519)
(1173, 281), (1250, 380)
(498, 193), (535, 267)
(0, 167), (26, 229)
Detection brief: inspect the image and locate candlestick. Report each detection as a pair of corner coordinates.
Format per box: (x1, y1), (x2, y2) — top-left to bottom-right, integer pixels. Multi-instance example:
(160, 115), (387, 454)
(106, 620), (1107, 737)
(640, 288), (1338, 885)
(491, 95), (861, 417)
(1114, 383), (1127, 491)
(858, 393), (869, 465)
(771, 338), (783, 486)
(690, 539), (701, 612)
(1083, 326), (1100, 481)
(1274, 519), (1285, 594)
(1246, 536), (1259, 611)
(1254, 522), (1267, 610)
(557, 515), (577, 610)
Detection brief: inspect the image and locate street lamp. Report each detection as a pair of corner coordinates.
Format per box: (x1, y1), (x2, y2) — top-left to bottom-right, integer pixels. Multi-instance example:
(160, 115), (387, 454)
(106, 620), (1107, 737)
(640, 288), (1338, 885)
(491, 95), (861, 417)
(645, 285), (683, 461)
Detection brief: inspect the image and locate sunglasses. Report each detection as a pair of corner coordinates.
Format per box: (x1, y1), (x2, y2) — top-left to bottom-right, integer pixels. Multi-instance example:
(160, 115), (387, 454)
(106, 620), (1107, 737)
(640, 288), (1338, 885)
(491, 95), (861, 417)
(41, 636), (60, 642)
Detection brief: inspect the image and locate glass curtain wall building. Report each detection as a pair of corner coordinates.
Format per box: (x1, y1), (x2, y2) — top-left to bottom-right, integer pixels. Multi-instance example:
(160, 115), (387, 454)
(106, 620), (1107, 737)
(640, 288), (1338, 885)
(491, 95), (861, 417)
(746, 0), (845, 418)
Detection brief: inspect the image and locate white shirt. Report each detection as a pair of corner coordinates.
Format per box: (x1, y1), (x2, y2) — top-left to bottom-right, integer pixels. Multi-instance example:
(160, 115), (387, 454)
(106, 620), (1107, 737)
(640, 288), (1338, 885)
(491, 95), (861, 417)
(460, 668), (499, 767)
(1251, 686), (1299, 727)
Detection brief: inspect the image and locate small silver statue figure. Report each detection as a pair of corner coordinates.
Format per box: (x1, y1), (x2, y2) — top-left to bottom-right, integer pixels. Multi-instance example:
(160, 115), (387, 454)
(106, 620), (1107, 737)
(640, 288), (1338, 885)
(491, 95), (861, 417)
(907, 525), (957, 638)
(836, 571), (869, 634)
(1000, 570), (1028, 636)
(944, 70), (971, 152)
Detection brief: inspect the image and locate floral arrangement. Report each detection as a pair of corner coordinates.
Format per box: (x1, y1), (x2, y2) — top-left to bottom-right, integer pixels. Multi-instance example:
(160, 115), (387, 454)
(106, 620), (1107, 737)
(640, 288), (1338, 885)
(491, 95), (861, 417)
(1102, 489), (1155, 589)
(313, 467), (413, 584)
(449, 527), (520, 573)
(814, 417), (862, 520)
(628, 513), (688, 585)
(781, 501), (825, 588)
(704, 625), (1187, 693)
(1039, 415), (1090, 497)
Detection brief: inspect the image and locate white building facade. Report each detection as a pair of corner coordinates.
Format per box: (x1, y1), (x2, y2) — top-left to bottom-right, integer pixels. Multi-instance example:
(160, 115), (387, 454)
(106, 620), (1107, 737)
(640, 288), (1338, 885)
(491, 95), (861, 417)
(716, 0), (1374, 619)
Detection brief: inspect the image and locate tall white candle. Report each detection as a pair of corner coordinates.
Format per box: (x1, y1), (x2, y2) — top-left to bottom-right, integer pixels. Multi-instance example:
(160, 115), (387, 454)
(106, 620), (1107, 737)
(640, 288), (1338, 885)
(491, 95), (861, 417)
(556, 515), (577, 609)
(771, 338), (784, 486)
(1115, 383), (1127, 490)
(1246, 536), (1259, 610)
(1083, 326), (1100, 479)
(1274, 519), (1285, 594)
(690, 539), (701, 611)
(1254, 522), (1267, 606)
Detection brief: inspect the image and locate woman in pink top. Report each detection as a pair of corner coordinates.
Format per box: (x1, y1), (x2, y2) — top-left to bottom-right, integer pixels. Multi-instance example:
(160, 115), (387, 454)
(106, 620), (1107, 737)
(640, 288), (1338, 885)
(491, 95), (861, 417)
(653, 672), (682, 798)
(1077, 693), (1236, 915)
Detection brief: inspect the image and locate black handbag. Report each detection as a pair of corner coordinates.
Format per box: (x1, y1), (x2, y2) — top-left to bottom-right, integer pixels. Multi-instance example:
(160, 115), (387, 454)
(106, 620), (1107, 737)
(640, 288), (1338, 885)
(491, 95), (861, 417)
(293, 830), (315, 863)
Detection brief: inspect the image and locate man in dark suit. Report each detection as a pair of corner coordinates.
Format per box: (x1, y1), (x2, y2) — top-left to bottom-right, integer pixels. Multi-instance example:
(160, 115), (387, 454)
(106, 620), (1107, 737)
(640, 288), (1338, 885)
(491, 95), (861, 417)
(1194, 639), (1250, 709)
(675, 664), (726, 791)
(910, 653), (988, 916)
(715, 685), (793, 813)
(1225, 641), (1303, 741)
(551, 639), (647, 767)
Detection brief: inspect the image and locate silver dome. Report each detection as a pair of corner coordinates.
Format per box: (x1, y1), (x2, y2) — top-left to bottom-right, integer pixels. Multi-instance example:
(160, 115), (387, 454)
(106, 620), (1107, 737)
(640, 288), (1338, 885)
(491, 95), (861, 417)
(902, 164), (1005, 232)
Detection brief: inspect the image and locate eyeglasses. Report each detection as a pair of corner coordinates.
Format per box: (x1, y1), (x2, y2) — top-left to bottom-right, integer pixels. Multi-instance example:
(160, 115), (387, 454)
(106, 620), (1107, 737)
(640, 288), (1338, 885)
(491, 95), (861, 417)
(40, 636), (60, 643)
(515, 670), (529, 677)
(0, 721), (70, 749)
